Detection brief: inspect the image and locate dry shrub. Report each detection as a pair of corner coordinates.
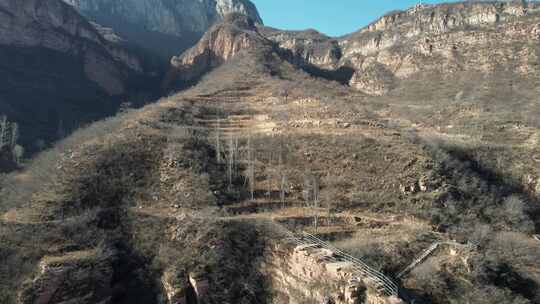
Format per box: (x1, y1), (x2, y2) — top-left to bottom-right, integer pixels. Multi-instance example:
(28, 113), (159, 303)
(409, 258), (448, 298)
(334, 219), (433, 271)
(456, 286), (530, 304)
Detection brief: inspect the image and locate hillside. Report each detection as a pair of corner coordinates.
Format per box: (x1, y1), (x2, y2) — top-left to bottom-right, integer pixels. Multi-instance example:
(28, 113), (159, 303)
(0, 0), (263, 170)
(1, 1), (540, 304)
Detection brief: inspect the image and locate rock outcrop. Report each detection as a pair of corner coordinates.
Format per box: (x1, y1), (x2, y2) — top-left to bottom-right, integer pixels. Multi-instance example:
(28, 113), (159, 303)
(64, 0), (263, 57)
(0, 0), (141, 95)
(260, 27), (342, 70)
(165, 13), (271, 88)
(262, 1), (540, 95)
(260, 242), (404, 304)
(18, 250), (114, 304)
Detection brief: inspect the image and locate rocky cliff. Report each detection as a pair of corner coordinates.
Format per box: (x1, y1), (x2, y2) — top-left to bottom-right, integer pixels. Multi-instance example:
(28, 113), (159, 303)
(261, 241), (404, 304)
(63, 0), (263, 58)
(0, 0), (148, 155)
(262, 1), (540, 95)
(259, 27), (342, 70)
(0, 0), (141, 95)
(164, 13), (271, 88)
(18, 249), (114, 304)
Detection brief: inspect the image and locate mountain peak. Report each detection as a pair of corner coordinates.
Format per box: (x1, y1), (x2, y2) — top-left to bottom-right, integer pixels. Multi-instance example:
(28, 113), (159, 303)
(164, 12), (270, 89)
(216, 0), (263, 24)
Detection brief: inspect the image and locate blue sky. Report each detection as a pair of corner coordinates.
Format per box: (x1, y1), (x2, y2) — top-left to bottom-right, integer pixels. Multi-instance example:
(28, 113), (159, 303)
(251, 0), (460, 37)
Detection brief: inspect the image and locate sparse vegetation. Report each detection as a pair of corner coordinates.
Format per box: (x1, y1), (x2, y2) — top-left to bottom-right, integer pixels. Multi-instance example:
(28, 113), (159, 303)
(2, 3), (540, 303)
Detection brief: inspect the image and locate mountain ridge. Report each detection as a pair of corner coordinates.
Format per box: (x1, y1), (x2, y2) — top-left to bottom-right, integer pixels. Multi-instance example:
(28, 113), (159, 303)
(263, 1), (540, 95)
(63, 0), (263, 59)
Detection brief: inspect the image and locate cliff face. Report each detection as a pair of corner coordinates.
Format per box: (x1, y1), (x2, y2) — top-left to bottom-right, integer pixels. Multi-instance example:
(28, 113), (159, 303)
(354, 1), (528, 37)
(63, 0), (263, 58)
(260, 242), (404, 304)
(165, 13), (271, 88)
(18, 250), (114, 304)
(262, 1), (540, 95)
(0, 0), (141, 95)
(259, 28), (342, 70)
(0, 0), (147, 153)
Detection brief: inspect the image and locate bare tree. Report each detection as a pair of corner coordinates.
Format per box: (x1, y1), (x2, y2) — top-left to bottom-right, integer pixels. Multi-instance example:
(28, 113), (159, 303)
(12, 145), (24, 165)
(280, 84), (293, 103)
(246, 134), (255, 200)
(265, 150), (274, 198)
(234, 136), (239, 175)
(278, 145), (288, 205)
(304, 171), (320, 231)
(280, 174), (288, 205)
(10, 122), (18, 149)
(227, 134), (239, 191)
(215, 114), (222, 163)
(313, 175), (320, 231)
(228, 134), (234, 190)
(0, 115), (7, 149)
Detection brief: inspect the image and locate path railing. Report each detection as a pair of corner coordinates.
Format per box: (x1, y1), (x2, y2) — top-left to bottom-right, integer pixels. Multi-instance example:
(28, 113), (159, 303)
(283, 230), (400, 297)
(396, 241), (472, 279)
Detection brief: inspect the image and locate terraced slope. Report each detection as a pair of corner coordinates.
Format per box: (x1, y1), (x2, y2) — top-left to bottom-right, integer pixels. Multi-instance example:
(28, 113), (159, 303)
(2, 2), (540, 304)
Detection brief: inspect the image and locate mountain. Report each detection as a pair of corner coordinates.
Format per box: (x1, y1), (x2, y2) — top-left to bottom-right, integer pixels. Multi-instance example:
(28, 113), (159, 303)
(63, 0), (263, 59)
(2, 2), (540, 304)
(262, 1), (540, 95)
(0, 0), (150, 160)
(165, 1), (540, 96)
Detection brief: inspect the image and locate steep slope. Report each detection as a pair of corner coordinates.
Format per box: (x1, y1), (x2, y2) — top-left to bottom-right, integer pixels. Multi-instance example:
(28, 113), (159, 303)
(0, 48), (411, 303)
(0, 0), (146, 156)
(263, 1), (540, 95)
(64, 0), (263, 59)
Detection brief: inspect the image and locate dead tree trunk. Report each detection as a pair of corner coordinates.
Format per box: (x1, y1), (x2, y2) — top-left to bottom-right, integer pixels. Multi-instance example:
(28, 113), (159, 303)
(228, 134), (234, 190)
(216, 115), (221, 163)
(247, 135), (255, 201)
(313, 175), (320, 232)
(10, 122), (18, 150)
(0, 115), (7, 149)
(304, 171), (320, 232)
